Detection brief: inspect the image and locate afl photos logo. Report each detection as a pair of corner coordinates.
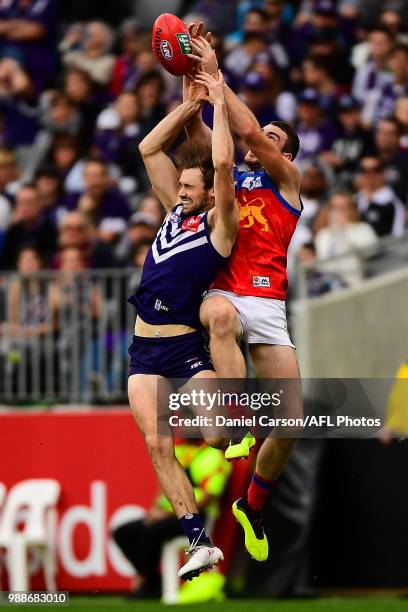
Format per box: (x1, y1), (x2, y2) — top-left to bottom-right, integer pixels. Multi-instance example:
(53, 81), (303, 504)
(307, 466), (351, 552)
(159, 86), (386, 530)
(160, 40), (173, 60)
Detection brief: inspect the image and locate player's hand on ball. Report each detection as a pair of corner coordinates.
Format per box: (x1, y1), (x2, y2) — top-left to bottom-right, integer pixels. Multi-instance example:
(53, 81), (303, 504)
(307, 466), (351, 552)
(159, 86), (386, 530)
(188, 35), (218, 77)
(194, 70), (225, 105)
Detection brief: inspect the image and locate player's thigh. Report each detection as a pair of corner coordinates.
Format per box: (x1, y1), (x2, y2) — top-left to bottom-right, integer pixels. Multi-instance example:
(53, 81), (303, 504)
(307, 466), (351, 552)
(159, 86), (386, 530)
(200, 295), (242, 338)
(250, 344), (303, 426)
(249, 344), (300, 379)
(128, 373), (174, 450)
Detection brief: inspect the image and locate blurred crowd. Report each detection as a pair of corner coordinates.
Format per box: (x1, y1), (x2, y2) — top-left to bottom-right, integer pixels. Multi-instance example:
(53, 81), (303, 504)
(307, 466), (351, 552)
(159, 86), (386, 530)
(0, 0), (407, 295)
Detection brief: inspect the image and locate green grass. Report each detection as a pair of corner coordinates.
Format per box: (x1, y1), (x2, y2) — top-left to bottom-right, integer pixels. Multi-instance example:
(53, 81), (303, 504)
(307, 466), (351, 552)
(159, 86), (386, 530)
(2, 597), (407, 612)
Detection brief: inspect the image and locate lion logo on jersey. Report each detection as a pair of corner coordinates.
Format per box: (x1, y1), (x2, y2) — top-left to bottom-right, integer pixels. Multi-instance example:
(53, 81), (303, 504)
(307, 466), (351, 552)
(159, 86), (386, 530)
(239, 194), (269, 232)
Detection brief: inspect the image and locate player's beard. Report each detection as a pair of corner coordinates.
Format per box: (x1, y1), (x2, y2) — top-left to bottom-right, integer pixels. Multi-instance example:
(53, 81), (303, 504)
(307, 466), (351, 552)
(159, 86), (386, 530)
(181, 193), (211, 215)
(245, 157), (263, 171)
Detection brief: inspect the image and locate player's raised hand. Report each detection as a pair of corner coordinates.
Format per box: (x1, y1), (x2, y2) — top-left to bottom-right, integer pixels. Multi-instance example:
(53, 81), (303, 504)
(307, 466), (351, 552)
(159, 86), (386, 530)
(187, 36), (218, 76)
(187, 21), (212, 44)
(194, 70), (225, 105)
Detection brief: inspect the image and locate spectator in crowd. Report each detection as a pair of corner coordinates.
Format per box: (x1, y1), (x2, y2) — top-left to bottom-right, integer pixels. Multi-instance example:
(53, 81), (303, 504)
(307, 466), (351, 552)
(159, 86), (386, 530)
(49, 135), (84, 193)
(315, 190), (378, 286)
(296, 88), (337, 162)
(290, 0), (340, 68)
(26, 91), (82, 180)
(302, 54), (339, 113)
(0, 148), (20, 201)
(49, 245), (102, 394)
(135, 70), (166, 127)
(0, 58), (39, 157)
(34, 166), (66, 224)
(94, 90), (148, 192)
(6, 246), (51, 338)
(250, 52), (296, 122)
(352, 27), (393, 104)
(380, 9), (408, 45)
(320, 95), (374, 186)
(374, 118), (408, 203)
(0, 149), (18, 233)
(3, 245), (53, 395)
(395, 96), (408, 152)
(137, 192), (165, 226)
(49, 245), (102, 340)
(362, 43), (408, 127)
(66, 158), (131, 243)
(288, 161), (328, 279)
(56, 211), (117, 269)
(299, 161), (328, 230)
(355, 156), (406, 237)
(62, 21), (115, 87)
(224, 13), (269, 79)
(115, 211), (158, 264)
(239, 72), (278, 126)
(110, 19), (148, 96)
(64, 68), (102, 147)
(0, 0), (58, 93)
(0, 183), (57, 269)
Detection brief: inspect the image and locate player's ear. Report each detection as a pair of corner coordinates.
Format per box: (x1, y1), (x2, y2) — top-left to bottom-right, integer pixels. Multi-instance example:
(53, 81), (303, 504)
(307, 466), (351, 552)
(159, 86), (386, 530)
(282, 152), (293, 161)
(208, 186), (215, 199)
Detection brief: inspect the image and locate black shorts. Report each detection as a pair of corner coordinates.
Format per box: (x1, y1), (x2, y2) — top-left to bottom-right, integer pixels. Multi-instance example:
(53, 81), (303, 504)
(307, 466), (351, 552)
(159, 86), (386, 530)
(128, 331), (214, 379)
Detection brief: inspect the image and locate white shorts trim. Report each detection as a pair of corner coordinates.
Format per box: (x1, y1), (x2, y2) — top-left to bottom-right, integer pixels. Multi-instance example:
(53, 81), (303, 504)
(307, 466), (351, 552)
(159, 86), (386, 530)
(204, 289), (295, 348)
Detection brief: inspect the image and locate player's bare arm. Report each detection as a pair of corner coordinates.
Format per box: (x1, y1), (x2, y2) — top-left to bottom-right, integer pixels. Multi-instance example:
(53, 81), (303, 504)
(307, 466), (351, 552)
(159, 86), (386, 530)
(189, 34), (301, 211)
(182, 23), (214, 146)
(194, 70), (238, 256)
(138, 100), (204, 211)
(223, 85), (301, 209)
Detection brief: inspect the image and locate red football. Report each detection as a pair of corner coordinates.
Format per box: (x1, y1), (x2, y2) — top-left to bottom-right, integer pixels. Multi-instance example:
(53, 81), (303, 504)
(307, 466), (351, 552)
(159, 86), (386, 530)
(152, 13), (193, 77)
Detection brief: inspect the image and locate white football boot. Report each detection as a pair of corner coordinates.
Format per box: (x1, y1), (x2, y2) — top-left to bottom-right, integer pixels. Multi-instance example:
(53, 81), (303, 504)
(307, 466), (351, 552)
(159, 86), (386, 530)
(178, 541), (224, 582)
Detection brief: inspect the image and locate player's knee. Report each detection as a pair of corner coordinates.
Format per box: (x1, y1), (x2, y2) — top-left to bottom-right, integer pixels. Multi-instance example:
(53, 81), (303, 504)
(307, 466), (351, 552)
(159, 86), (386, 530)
(145, 434), (173, 463)
(207, 303), (238, 339)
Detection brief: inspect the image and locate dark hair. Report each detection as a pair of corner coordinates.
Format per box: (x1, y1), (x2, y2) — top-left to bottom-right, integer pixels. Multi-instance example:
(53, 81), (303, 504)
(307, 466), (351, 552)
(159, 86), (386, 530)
(84, 156), (108, 169)
(378, 117), (403, 135)
(136, 70), (165, 96)
(174, 142), (214, 191)
(390, 43), (408, 57)
(304, 54), (333, 75)
(247, 7), (268, 20)
(269, 120), (300, 160)
(369, 25), (393, 40)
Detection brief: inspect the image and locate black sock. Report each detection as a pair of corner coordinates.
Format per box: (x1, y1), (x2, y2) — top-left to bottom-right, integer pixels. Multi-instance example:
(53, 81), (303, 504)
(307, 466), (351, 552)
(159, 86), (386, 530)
(179, 513), (211, 547)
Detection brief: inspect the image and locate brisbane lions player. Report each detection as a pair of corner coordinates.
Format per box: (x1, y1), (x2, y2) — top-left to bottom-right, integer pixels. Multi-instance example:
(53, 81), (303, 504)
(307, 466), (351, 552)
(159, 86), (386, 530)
(187, 29), (303, 563)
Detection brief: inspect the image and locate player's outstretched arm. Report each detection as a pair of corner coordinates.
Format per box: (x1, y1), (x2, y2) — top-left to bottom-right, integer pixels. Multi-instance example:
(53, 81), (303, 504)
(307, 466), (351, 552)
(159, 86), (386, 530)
(183, 23), (214, 146)
(183, 76), (212, 146)
(138, 100), (203, 211)
(195, 71), (238, 256)
(223, 84), (299, 191)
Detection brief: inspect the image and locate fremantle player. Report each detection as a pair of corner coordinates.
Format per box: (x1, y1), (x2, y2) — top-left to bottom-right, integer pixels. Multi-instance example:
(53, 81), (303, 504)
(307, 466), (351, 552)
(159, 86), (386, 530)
(128, 71), (238, 580)
(187, 31), (303, 563)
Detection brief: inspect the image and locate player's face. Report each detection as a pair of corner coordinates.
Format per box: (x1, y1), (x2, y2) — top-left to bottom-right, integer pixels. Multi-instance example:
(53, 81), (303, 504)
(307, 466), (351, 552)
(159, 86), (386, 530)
(244, 124), (289, 169)
(178, 168), (213, 215)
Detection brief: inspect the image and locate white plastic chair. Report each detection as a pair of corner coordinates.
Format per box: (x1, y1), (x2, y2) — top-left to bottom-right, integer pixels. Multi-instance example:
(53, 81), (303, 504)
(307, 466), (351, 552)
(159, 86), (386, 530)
(0, 479), (60, 592)
(161, 517), (215, 604)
